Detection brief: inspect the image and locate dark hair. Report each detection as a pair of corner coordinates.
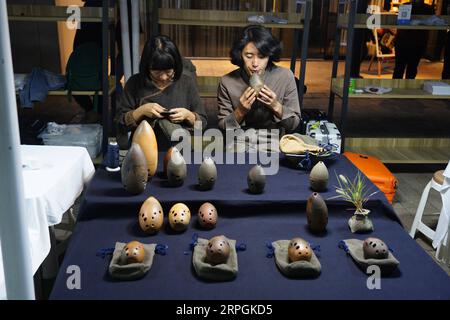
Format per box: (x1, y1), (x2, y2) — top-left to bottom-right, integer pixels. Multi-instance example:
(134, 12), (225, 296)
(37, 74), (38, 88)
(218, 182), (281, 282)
(230, 25), (282, 69)
(139, 35), (183, 81)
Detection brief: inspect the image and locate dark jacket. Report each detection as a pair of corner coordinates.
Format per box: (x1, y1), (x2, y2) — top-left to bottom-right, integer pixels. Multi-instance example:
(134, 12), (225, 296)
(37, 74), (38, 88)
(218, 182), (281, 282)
(395, 1), (434, 51)
(116, 73), (207, 146)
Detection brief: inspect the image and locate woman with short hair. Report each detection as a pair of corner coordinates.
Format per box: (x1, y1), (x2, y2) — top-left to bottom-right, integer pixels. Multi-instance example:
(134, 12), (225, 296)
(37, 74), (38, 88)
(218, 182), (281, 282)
(217, 25), (301, 152)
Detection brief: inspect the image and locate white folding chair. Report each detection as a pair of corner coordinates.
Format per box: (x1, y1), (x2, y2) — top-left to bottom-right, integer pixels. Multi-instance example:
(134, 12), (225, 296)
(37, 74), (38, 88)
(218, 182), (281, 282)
(410, 161), (450, 264)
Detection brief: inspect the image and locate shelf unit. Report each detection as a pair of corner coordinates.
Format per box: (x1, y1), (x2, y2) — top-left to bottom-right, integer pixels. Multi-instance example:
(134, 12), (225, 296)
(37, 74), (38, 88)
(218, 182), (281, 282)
(332, 78), (450, 99)
(328, 0), (450, 164)
(7, 3), (116, 153)
(153, 0), (312, 105)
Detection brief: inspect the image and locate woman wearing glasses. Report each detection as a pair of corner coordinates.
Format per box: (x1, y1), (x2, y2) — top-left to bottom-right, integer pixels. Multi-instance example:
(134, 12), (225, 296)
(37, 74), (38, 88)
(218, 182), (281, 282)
(116, 35), (207, 150)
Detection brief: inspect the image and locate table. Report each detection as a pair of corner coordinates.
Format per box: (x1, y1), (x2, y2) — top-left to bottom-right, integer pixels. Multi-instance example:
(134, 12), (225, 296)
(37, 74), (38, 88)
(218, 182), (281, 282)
(0, 145), (94, 299)
(50, 154), (450, 299)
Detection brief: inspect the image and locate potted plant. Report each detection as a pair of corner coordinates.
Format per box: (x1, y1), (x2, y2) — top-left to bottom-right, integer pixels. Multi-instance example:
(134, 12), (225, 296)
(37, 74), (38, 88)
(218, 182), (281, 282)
(330, 171), (379, 233)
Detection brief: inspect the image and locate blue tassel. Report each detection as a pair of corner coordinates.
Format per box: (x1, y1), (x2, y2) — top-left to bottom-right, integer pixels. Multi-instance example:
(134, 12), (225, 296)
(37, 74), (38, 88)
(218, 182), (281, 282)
(388, 247), (394, 253)
(236, 243), (247, 252)
(299, 151), (311, 170)
(265, 241), (275, 258)
(338, 240), (349, 253)
(96, 247), (115, 259)
(183, 233), (199, 255)
(189, 233), (199, 250)
(155, 244), (168, 255)
(311, 244), (321, 252)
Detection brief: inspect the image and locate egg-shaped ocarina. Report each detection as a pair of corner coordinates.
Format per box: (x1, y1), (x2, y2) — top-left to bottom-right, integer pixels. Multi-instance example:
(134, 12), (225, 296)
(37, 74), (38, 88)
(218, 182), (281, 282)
(121, 143), (148, 194)
(309, 161), (329, 192)
(139, 196), (164, 234)
(249, 73), (264, 95)
(288, 238), (312, 262)
(363, 237), (389, 260)
(247, 165), (266, 194)
(167, 150), (187, 187)
(197, 202), (218, 229)
(206, 235), (231, 265)
(168, 203), (191, 232)
(120, 240), (145, 264)
(131, 120), (158, 177)
(198, 157), (217, 190)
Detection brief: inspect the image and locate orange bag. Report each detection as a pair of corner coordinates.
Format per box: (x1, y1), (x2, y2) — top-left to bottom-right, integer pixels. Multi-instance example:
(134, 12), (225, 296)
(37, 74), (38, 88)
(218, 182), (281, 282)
(343, 152), (397, 203)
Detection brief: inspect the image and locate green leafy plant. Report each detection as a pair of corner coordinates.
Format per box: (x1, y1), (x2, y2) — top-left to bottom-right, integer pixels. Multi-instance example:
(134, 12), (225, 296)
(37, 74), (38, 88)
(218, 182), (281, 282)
(329, 170), (379, 214)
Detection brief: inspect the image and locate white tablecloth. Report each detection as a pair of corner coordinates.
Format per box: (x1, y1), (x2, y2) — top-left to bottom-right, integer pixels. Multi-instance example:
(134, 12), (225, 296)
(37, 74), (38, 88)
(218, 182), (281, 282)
(0, 145), (95, 299)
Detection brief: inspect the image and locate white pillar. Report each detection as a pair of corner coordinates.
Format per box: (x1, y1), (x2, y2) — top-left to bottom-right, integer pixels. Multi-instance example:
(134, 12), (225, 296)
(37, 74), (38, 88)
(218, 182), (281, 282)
(131, 0), (140, 75)
(120, 0), (132, 81)
(0, 0), (35, 300)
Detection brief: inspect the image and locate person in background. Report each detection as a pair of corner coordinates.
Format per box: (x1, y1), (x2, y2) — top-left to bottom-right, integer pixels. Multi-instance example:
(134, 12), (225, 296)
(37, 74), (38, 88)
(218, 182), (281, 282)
(115, 35), (207, 151)
(217, 25), (301, 152)
(71, 0), (104, 123)
(393, 0), (434, 79)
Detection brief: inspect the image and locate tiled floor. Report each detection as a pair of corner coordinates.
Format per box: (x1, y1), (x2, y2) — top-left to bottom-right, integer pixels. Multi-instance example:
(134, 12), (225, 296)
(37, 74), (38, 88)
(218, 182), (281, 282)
(392, 173), (450, 276)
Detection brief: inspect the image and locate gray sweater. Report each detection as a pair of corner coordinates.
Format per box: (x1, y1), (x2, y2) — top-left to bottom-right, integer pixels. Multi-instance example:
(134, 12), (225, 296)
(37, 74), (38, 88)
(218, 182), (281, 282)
(116, 73), (207, 132)
(217, 66), (301, 132)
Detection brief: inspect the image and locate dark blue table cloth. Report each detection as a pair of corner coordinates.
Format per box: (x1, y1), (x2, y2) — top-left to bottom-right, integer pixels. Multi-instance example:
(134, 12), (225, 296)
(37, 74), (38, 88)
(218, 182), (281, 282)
(50, 154), (450, 300)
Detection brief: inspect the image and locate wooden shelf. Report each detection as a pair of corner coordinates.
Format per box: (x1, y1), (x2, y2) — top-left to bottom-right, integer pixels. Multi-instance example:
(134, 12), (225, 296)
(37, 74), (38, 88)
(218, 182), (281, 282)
(332, 78), (450, 99)
(50, 76), (116, 96)
(347, 138), (450, 164)
(196, 76), (220, 98)
(338, 13), (450, 30)
(158, 8), (304, 29)
(7, 4), (115, 22)
(16, 76), (116, 97)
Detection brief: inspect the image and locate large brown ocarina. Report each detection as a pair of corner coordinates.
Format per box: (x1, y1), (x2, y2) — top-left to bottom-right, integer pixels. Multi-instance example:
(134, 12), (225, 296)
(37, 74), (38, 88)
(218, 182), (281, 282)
(132, 120), (158, 177)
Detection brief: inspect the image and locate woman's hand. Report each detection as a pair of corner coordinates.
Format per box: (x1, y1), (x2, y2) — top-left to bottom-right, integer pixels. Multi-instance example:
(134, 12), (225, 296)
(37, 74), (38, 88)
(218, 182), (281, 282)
(258, 85), (283, 118)
(169, 108), (196, 126)
(133, 102), (166, 121)
(238, 87), (256, 114)
(234, 87), (256, 123)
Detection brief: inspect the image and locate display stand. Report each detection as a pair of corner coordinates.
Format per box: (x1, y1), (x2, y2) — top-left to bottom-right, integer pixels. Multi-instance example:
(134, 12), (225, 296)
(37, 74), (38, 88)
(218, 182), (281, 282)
(327, 0), (450, 163)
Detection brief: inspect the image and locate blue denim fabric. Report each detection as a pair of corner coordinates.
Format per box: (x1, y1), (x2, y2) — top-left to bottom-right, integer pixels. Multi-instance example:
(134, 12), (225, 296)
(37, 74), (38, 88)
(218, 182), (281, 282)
(19, 67), (66, 108)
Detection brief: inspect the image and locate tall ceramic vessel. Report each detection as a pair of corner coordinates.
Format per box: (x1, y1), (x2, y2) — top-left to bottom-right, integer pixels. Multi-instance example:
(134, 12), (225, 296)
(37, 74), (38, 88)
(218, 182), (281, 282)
(121, 143), (148, 194)
(132, 120), (158, 177)
(306, 192), (328, 232)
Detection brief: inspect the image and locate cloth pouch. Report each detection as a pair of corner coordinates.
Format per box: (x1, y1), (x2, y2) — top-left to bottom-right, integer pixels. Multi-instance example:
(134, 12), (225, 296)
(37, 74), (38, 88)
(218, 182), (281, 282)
(341, 239), (400, 275)
(272, 240), (321, 278)
(193, 237), (238, 281)
(280, 133), (322, 154)
(109, 242), (156, 280)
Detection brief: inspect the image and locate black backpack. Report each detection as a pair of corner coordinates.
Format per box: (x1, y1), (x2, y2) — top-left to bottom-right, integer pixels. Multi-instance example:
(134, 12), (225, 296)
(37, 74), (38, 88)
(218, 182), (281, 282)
(66, 42), (102, 110)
